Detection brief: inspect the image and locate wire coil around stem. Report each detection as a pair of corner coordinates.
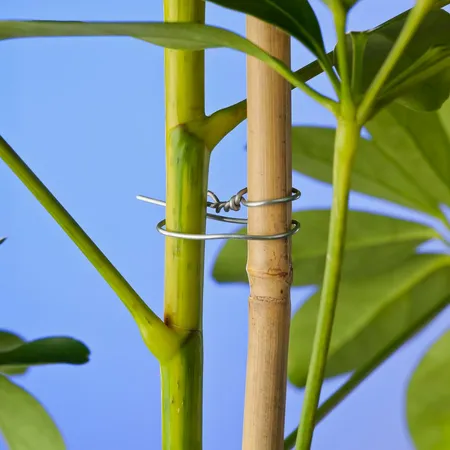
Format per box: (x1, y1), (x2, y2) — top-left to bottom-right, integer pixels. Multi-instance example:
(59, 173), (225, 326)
(136, 187), (301, 241)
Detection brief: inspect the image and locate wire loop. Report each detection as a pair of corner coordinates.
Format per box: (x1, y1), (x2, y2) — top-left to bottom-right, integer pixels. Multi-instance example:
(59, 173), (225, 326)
(136, 187), (301, 241)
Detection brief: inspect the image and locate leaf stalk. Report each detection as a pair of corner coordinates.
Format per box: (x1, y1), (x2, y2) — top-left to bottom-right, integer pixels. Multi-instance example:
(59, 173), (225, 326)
(294, 118), (361, 450)
(332, 1), (353, 111)
(357, 0), (436, 124)
(284, 296), (450, 449)
(0, 137), (181, 362)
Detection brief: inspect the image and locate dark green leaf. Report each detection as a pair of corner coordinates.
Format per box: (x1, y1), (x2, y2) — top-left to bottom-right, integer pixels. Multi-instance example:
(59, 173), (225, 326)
(0, 237), (6, 246)
(0, 375), (65, 450)
(0, 21), (300, 88)
(407, 329), (450, 450)
(0, 331), (28, 376)
(288, 254), (450, 387)
(213, 210), (437, 285)
(291, 100), (450, 217)
(342, 9), (450, 111)
(206, 0), (325, 58)
(0, 336), (90, 368)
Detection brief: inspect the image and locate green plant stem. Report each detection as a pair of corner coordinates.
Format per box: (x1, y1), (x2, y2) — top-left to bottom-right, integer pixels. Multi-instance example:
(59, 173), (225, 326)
(160, 1), (207, 449)
(294, 119), (360, 450)
(318, 52), (341, 97)
(357, 0), (435, 124)
(0, 137), (181, 362)
(332, 1), (352, 108)
(288, 70), (338, 114)
(284, 297), (449, 450)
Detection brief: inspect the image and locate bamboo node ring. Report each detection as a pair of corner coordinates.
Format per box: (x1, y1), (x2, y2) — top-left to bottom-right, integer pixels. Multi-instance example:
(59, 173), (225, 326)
(136, 187), (301, 241)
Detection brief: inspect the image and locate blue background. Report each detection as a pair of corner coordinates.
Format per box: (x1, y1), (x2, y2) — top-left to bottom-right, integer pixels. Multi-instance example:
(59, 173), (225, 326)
(1, 1), (449, 449)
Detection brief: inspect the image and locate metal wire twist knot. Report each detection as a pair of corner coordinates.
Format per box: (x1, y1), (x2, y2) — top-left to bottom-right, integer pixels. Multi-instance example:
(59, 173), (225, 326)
(136, 187), (301, 241)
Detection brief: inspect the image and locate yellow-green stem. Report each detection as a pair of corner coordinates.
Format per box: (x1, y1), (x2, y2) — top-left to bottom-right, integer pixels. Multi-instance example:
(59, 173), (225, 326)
(357, 0), (435, 124)
(295, 118), (360, 450)
(332, 1), (352, 109)
(160, 1), (207, 449)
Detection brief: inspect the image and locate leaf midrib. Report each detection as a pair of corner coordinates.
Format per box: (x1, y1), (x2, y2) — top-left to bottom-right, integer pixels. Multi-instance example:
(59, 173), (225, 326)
(387, 109), (450, 207)
(369, 134), (441, 215)
(291, 225), (437, 261)
(328, 255), (450, 363)
(295, 131), (436, 214)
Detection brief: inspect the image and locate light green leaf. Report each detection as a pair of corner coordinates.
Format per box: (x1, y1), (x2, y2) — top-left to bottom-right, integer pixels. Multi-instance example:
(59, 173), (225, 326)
(206, 0), (325, 59)
(213, 210), (437, 285)
(407, 329), (450, 450)
(288, 254), (450, 387)
(365, 103), (450, 210)
(0, 331), (28, 376)
(291, 101), (450, 217)
(342, 9), (450, 111)
(0, 21), (301, 92)
(0, 336), (90, 369)
(0, 375), (65, 450)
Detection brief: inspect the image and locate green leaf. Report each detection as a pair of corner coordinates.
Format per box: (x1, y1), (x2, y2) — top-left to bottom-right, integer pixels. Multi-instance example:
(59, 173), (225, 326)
(206, 0), (325, 59)
(342, 9), (450, 111)
(407, 329), (450, 450)
(291, 101), (450, 217)
(438, 95), (450, 139)
(0, 375), (65, 450)
(288, 254), (450, 387)
(377, 46), (450, 112)
(365, 102), (450, 210)
(0, 331), (28, 376)
(0, 21), (302, 91)
(0, 336), (90, 370)
(213, 210), (437, 285)
(0, 237), (6, 246)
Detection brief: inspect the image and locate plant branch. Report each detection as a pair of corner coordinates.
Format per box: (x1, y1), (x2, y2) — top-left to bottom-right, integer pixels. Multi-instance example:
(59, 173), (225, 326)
(332, 1), (352, 109)
(294, 119), (361, 450)
(284, 297), (450, 449)
(197, 57), (327, 149)
(318, 51), (341, 97)
(285, 64), (339, 114)
(357, 0), (436, 124)
(0, 136), (181, 362)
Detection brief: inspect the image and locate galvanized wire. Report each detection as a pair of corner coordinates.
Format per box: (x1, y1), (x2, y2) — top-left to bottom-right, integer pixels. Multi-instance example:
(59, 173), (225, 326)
(136, 187), (301, 241)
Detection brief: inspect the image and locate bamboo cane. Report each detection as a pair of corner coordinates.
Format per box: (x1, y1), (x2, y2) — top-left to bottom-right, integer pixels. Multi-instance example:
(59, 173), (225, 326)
(243, 18), (292, 450)
(161, 1), (207, 449)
